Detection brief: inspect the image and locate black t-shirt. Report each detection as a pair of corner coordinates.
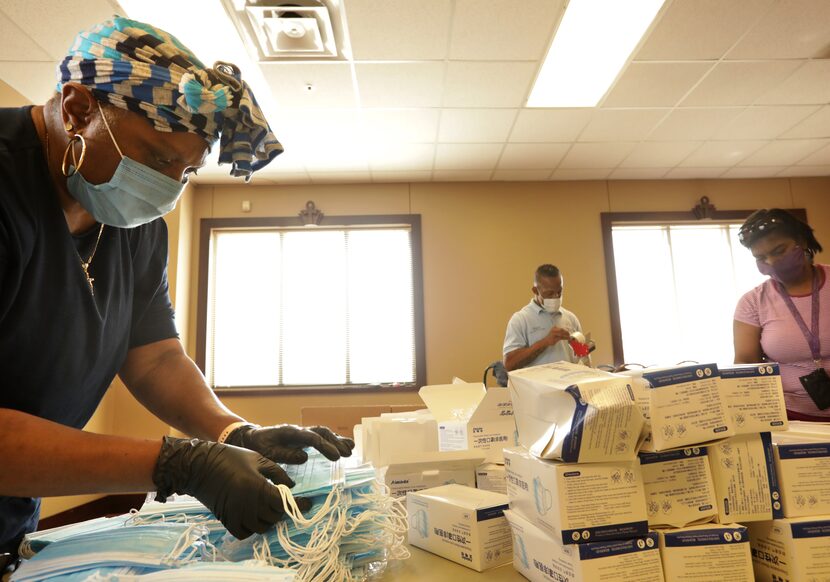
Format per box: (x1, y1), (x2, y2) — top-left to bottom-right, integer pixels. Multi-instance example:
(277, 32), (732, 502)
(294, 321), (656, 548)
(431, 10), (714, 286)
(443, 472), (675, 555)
(0, 107), (178, 553)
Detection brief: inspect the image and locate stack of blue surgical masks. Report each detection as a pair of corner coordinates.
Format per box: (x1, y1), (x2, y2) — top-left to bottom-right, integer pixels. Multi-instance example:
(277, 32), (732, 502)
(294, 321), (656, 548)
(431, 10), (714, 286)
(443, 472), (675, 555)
(14, 451), (407, 582)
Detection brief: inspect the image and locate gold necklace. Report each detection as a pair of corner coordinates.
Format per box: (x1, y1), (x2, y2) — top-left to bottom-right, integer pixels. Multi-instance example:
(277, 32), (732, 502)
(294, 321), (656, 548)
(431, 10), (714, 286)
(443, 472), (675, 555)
(45, 126), (105, 295)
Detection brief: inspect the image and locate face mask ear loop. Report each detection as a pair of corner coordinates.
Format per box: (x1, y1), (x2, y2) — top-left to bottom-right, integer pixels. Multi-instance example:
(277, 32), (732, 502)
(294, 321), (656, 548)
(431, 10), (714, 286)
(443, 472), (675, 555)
(163, 523), (208, 566)
(96, 101), (125, 159)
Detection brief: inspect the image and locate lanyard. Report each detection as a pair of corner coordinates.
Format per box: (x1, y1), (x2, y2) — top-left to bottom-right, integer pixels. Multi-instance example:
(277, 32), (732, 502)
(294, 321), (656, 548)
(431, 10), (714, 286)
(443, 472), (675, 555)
(773, 267), (821, 366)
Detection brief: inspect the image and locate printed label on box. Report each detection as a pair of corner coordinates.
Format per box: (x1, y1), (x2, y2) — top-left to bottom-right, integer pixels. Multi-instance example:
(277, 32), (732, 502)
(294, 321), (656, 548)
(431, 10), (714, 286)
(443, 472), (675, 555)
(720, 364), (788, 434)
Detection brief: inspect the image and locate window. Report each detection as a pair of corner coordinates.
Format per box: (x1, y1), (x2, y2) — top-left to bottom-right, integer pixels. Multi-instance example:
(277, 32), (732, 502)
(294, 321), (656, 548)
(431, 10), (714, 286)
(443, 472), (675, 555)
(601, 209), (807, 367)
(196, 215), (425, 392)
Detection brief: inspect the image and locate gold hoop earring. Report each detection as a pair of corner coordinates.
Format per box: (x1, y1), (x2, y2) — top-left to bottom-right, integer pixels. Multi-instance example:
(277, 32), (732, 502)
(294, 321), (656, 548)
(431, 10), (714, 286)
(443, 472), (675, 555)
(61, 134), (87, 177)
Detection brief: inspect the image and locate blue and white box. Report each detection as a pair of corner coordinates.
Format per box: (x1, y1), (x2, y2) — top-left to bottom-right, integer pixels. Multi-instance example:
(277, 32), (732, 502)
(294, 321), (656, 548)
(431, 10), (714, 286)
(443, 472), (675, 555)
(748, 516), (830, 582)
(708, 432), (783, 523)
(504, 447), (648, 545)
(719, 364), (788, 435)
(657, 524), (753, 582)
(774, 442), (830, 517)
(505, 509), (664, 582)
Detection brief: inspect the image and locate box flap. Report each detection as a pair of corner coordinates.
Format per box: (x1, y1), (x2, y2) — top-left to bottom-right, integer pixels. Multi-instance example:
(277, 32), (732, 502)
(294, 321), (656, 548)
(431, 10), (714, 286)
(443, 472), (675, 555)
(419, 382), (487, 421)
(415, 483), (509, 509)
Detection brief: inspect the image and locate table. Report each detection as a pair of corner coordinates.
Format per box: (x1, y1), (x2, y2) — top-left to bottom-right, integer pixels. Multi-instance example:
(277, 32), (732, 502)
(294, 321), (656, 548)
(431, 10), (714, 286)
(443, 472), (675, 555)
(381, 545), (525, 581)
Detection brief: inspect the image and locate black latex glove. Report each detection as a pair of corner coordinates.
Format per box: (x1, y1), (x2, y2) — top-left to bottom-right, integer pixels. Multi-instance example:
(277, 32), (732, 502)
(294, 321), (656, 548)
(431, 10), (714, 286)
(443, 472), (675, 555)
(225, 423), (356, 465)
(151, 436), (312, 540)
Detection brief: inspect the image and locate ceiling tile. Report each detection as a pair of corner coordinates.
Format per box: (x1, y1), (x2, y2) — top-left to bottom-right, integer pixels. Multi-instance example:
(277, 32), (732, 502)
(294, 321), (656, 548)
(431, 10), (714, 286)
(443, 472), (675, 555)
(434, 143), (503, 170)
(362, 108), (441, 143)
(0, 61), (58, 104)
(274, 109), (362, 146)
(727, 0), (830, 59)
(372, 171), (433, 182)
(261, 63), (357, 108)
(755, 61), (830, 106)
(509, 109), (593, 142)
(252, 148), (308, 173)
(681, 61), (803, 107)
(578, 109), (668, 142)
(497, 143), (570, 170)
(443, 61), (537, 107)
(619, 141), (701, 168)
(550, 168), (612, 180)
(492, 169), (552, 181)
(721, 166), (788, 179)
(609, 168), (670, 180)
(665, 167), (728, 179)
(603, 62), (713, 108)
(365, 143), (435, 171)
(636, 0), (776, 60)
(558, 142), (637, 169)
(0, 10), (51, 61)
(297, 142), (369, 172)
(250, 173), (312, 186)
(796, 143), (830, 166)
(449, 0), (564, 60)
(309, 172), (373, 183)
(649, 108), (743, 141)
(345, 0), (452, 60)
(438, 108), (518, 143)
(777, 165), (830, 177)
(355, 62), (445, 108)
(678, 140), (767, 167)
(783, 106), (830, 139)
(739, 139), (828, 166)
(432, 170), (494, 181)
(713, 106), (820, 140)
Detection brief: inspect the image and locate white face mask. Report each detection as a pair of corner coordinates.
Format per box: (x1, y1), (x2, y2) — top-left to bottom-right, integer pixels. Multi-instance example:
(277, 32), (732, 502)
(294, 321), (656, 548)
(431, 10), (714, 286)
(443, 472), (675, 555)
(541, 297), (562, 313)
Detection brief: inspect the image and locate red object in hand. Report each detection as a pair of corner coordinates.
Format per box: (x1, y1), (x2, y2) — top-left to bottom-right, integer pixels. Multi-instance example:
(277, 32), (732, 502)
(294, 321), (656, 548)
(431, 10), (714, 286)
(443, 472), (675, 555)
(569, 338), (592, 357)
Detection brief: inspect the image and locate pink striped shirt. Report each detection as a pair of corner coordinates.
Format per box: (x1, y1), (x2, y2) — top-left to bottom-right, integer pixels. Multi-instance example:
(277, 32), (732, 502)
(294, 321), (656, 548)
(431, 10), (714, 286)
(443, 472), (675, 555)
(734, 264), (830, 417)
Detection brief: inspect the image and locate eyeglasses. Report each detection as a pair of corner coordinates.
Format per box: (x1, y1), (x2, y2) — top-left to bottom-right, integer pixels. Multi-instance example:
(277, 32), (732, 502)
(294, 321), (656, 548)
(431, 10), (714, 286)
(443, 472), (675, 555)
(738, 216), (783, 245)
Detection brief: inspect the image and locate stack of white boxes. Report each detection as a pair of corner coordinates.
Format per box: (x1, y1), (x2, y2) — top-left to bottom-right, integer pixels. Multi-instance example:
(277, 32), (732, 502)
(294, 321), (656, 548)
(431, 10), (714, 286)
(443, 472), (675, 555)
(505, 361), (794, 582)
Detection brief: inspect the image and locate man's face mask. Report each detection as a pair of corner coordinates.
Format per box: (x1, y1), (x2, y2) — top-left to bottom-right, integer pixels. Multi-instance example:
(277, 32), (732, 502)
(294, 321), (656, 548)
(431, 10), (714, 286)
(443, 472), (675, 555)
(65, 102), (186, 228)
(541, 297), (562, 313)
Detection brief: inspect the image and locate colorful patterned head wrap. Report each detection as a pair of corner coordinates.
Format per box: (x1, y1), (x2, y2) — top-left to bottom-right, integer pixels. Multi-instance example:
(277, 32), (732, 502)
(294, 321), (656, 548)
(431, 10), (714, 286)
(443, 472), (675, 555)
(57, 16), (283, 180)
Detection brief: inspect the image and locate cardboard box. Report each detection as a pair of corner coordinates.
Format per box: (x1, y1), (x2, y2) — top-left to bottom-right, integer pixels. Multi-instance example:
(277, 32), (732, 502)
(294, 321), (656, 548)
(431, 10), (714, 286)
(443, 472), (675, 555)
(639, 447), (718, 528)
(301, 404), (424, 439)
(379, 450), (484, 498)
(656, 524), (753, 582)
(407, 484), (512, 572)
(476, 462), (506, 494)
(708, 432), (783, 523)
(748, 516), (830, 582)
(773, 442), (830, 517)
(504, 446), (648, 544)
(773, 420), (830, 444)
(640, 364), (734, 452)
(418, 382), (516, 463)
(719, 364), (788, 435)
(358, 410), (438, 467)
(505, 509), (664, 582)
(507, 362), (646, 463)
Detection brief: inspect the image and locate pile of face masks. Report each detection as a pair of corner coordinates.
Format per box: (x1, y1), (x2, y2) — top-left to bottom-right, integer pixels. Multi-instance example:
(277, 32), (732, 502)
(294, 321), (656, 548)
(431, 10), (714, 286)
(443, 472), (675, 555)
(13, 452), (408, 582)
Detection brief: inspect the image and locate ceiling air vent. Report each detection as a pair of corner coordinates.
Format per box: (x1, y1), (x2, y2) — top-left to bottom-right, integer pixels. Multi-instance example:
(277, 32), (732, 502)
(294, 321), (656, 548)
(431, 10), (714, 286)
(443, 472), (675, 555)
(223, 0), (345, 60)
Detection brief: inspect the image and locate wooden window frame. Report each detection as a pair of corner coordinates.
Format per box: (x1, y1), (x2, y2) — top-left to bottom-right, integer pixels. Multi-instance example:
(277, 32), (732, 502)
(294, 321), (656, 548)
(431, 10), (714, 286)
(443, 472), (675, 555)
(601, 208), (807, 367)
(195, 214), (426, 395)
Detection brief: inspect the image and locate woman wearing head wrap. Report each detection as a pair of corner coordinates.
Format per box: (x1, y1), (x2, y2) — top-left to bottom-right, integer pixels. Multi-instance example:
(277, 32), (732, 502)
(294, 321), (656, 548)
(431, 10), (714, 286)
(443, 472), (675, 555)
(734, 208), (829, 421)
(0, 16), (353, 563)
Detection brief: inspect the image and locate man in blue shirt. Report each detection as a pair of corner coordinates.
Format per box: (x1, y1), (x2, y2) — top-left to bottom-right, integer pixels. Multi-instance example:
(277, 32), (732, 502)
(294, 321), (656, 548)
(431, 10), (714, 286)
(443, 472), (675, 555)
(503, 264), (584, 371)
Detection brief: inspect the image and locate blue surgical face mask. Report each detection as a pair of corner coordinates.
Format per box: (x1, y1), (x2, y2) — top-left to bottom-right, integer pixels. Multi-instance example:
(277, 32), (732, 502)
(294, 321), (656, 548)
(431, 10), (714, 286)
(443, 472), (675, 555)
(65, 102), (186, 229)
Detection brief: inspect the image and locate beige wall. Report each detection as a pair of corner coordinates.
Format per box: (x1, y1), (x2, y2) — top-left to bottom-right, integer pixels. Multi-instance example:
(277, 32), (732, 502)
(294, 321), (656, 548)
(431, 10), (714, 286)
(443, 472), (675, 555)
(184, 177), (829, 426)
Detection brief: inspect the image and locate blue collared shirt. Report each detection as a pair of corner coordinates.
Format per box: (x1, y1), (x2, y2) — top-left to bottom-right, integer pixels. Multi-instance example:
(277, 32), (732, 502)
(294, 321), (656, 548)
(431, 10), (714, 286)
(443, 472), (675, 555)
(503, 300), (583, 368)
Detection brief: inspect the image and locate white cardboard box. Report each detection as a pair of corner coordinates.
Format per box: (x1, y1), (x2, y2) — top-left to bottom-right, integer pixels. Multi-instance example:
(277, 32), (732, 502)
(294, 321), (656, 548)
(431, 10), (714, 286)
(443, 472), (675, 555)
(407, 484), (512, 572)
(719, 364), (788, 435)
(748, 516), (830, 582)
(507, 362), (646, 463)
(418, 383), (516, 463)
(773, 442), (830, 518)
(358, 410), (438, 467)
(503, 446), (648, 544)
(475, 462), (506, 494)
(379, 450), (485, 498)
(639, 447), (718, 528)
(657, 524), (753, 582)
(708, 432), (784, 523)
(640, 364), (734, 452)
(505, 509), (664, 582)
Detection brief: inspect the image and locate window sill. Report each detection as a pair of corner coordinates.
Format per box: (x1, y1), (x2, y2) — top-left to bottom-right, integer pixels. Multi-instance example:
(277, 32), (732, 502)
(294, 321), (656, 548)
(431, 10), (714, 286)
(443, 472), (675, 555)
(213, 384), (421, 396)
